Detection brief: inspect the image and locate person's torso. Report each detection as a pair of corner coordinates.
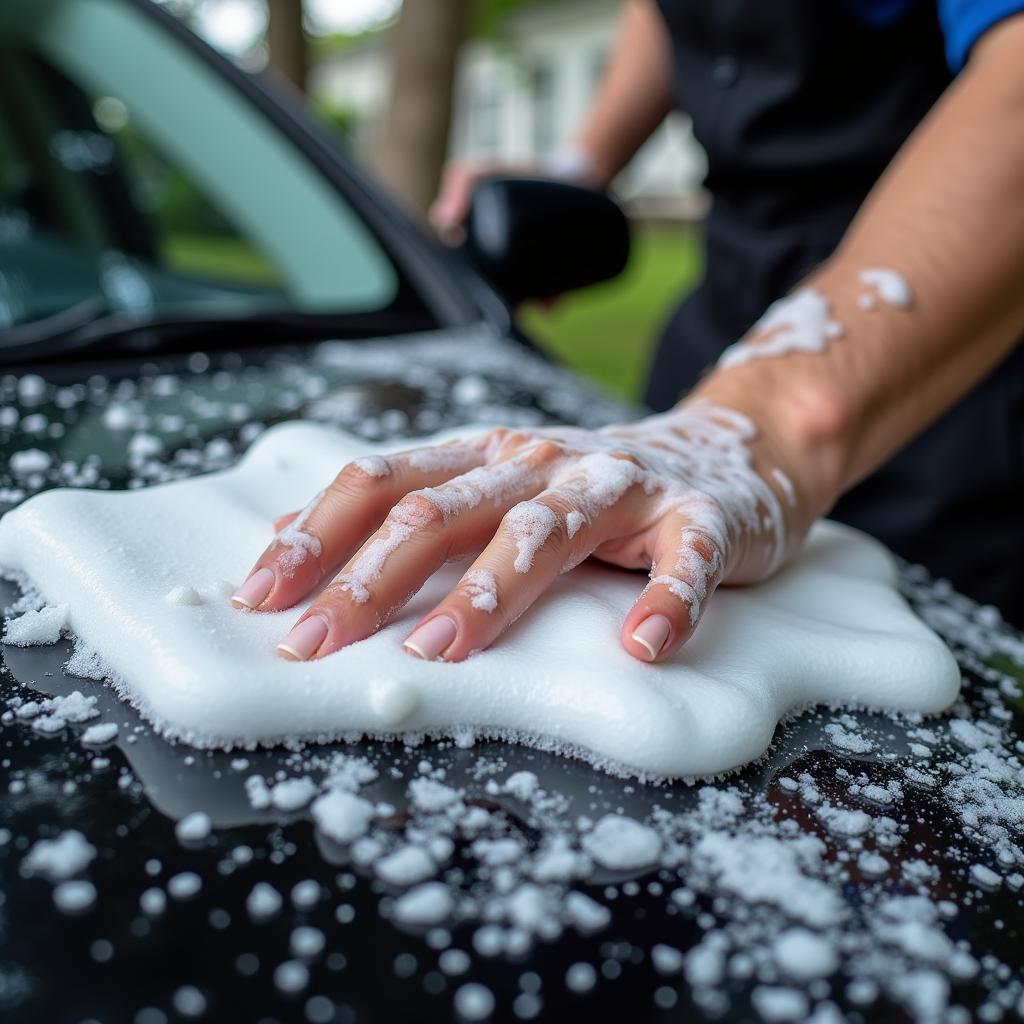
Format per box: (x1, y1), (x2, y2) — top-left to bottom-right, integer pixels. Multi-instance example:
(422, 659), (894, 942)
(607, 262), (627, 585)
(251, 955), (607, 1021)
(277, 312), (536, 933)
(655, 0), (953, 335)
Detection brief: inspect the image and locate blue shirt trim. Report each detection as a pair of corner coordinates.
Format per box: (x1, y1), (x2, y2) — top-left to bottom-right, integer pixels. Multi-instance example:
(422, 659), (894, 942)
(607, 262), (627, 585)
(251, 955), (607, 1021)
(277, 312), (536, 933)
(845, 0), (1024, 70)
(939, 0), (1024, 68)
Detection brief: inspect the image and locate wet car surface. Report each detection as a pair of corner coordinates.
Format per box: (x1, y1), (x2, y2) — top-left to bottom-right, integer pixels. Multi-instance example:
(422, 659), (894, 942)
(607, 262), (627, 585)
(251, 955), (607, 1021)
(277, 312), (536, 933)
(1, 335), (1023, 1024)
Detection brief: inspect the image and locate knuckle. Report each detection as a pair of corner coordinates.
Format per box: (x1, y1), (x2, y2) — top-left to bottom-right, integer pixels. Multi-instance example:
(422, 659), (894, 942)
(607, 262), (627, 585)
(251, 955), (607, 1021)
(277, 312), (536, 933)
(501, 499), (566, 557)
(390, 491), (444, 530)
(524, 439), (566, 469)
(323, 575), (369, 606)
(333, 460), (385, 497)
(609, 448), (643, 469)
(680, 528), (726, 575)
(455, 569), (500, 614)
(501, 429), (535, 452)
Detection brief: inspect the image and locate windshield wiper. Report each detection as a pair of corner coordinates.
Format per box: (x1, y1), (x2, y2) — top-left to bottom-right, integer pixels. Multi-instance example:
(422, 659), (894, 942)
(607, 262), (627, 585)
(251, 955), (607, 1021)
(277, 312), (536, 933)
(0, 295), (111, 349)
(0, 306), (437, 365)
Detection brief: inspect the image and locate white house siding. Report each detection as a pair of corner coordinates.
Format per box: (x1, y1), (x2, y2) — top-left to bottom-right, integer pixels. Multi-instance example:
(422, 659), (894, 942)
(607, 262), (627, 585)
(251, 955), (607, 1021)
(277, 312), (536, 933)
(310, 0), (707, 217)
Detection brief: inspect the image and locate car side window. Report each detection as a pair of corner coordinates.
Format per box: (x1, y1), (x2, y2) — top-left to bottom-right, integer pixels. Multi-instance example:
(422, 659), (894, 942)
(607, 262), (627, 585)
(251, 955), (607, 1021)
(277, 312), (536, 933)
(99, 96), (286, 291)
(0, 0), (405, 330)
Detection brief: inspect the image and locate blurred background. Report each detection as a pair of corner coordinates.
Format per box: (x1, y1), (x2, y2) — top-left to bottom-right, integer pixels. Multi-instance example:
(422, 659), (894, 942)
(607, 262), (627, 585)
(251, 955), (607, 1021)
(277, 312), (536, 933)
(158, 0), (708, 401)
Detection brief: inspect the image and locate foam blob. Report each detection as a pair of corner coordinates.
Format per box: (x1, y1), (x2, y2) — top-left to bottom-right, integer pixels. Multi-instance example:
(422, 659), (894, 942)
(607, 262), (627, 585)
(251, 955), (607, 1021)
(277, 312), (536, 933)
(368, 678), (419, 726)
(3, 603), (68, 646)
(859, 267), (913, 309)
(0, 423), (960, 779)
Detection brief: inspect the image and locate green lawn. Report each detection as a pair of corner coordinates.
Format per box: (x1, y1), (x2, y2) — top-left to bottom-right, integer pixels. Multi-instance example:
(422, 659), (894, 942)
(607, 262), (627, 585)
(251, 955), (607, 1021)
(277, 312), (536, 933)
(163, 233), (284, 287)
(520, 225), (703, 402)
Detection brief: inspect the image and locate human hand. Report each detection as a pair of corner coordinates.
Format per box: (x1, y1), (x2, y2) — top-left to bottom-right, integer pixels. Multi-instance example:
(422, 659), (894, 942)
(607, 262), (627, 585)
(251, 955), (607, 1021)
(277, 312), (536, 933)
(430, 159), (541, 242)
(231, 399), (814, 664)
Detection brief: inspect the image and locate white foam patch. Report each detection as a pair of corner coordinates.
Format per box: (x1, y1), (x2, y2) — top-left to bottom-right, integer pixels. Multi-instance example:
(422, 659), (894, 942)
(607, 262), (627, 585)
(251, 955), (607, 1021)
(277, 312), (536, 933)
(3, 603), (68, 646)
(859, 267), (913, 309)
(718, 288), (844, 369)
(0, 423), (960, 778)
(462, 569), (498, 613)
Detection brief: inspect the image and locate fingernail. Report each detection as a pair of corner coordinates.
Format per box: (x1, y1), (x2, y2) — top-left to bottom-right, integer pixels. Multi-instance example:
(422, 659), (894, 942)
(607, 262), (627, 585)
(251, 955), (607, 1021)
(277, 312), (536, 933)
(403, 616), (457, 661)
(277, 615), (329, 661)
(231, 567), (275, 609)
(631, 614), (672, 661)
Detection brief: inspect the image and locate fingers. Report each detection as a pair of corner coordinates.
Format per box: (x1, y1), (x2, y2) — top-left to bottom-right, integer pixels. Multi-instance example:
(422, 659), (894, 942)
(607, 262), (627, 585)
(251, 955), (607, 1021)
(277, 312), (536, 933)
(429, 160), (538, 241)
(429, 162), (486, 240)
(620, 508), (727, 663)
(276, 451), (551, 660)
(231, 440), (489, 613)
(401, 481), (647, 663)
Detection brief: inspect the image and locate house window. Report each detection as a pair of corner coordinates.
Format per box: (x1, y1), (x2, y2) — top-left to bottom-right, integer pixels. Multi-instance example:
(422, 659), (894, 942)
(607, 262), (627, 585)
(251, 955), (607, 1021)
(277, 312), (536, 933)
(468, 74), (502, 155)
(531, 61), (556, 159)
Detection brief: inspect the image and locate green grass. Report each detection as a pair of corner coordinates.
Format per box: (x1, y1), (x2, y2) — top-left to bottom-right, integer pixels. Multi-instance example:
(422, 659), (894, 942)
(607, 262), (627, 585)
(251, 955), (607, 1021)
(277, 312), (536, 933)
(520, 225), (703, 402)
(163, 233), (284, 287)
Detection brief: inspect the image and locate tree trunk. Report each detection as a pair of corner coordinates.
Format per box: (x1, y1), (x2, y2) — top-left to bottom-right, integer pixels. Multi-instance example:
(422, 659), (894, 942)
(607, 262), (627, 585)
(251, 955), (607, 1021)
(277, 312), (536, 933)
(375, 0), (471, 216)
(267, 0), (307, 93)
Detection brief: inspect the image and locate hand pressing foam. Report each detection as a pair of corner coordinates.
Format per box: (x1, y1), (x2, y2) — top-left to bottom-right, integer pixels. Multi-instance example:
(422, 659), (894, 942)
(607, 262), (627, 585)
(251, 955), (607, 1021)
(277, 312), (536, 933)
(0, 422), (960, 779)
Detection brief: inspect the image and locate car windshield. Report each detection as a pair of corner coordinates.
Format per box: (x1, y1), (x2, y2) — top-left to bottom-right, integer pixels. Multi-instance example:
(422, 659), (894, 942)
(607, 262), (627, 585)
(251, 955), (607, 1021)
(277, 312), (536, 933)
(0, 0), (403, 337)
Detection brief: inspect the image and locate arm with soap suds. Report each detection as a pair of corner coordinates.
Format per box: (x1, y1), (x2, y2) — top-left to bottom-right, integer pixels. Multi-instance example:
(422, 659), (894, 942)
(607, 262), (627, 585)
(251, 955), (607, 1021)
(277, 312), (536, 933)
(699, 14), (1024, 518)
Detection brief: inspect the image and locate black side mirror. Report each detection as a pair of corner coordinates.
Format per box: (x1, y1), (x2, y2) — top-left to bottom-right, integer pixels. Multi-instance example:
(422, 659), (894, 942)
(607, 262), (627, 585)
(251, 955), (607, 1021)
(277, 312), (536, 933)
(461, 177), (631, 305)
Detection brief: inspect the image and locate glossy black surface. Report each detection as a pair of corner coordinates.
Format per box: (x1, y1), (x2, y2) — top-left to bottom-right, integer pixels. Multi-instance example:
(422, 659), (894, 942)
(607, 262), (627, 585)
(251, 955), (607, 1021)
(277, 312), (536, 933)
(0, 334), (1022, 1024)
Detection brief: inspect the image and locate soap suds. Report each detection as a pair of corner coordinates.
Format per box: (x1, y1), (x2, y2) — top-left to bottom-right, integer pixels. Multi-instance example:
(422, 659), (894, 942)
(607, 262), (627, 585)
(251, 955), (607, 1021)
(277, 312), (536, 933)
(310, 790), (375, 843)
(21, 831), (96, 881)
(582, 815), (661, 870)
(53, 880), (96, 913)
(504, 501), (559, 573)
(0, 338), (1020, 1024)
(368, 678), (419, 725)
(3, 603), (68, 646)
(334, 499), (434, 604)
(9, 449), (52, 476)
(718, 288), (843, 369)
(0, 424), (959, 779)
(24, 691), (99, 735)
(165, 585), (202, 607)
(272, 489), (324, 578)
(461, 569), (498, 613)
(175, 812), (212, 844)
(770, 468), (797, 508)
(80, 721), (118, 745)
(859, 267), (913, 309)
(246, 882), (283, 920)
(352, 455), (391, 478)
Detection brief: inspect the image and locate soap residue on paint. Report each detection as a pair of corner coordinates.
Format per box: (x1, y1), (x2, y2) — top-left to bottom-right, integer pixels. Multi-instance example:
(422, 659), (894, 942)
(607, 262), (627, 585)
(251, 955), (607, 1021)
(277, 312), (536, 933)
(2, 602), (68, 646)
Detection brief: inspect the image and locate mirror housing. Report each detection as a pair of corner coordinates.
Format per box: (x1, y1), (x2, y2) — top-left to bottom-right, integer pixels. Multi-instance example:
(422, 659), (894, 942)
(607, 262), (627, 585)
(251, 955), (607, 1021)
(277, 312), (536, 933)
(461, 177), (631, 305)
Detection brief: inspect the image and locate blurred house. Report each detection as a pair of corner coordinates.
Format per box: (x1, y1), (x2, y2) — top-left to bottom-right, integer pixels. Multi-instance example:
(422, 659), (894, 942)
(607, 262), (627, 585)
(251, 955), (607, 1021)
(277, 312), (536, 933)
(310, 0), (707, 220)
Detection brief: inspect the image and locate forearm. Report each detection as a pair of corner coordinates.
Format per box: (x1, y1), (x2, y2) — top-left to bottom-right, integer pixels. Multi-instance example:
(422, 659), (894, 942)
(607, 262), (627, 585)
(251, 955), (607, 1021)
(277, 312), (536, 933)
(694, 15), (1024, 518)
(574, 0), (674, 187)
